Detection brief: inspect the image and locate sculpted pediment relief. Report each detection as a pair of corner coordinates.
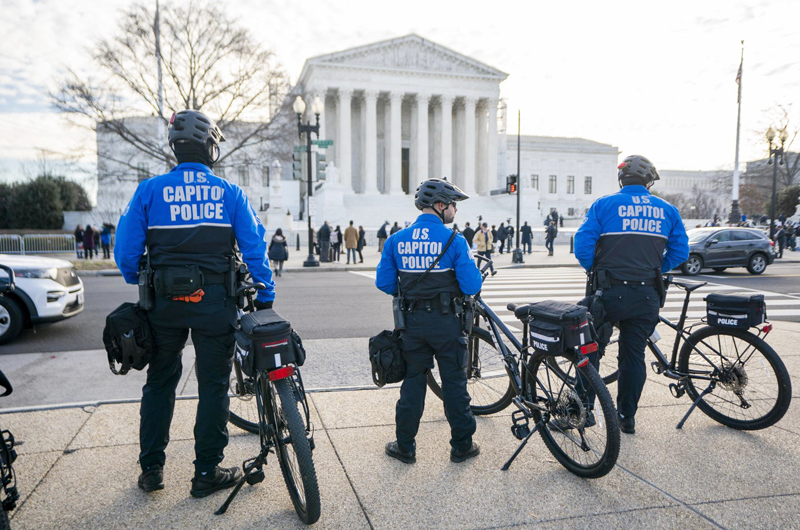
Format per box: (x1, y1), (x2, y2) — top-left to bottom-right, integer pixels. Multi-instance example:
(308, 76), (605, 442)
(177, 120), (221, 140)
(313, 35), (506, 78)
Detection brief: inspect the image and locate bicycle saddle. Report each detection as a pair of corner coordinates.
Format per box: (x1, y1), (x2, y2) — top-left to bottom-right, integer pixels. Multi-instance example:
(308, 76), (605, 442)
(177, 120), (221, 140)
(506, 303), (532, 320)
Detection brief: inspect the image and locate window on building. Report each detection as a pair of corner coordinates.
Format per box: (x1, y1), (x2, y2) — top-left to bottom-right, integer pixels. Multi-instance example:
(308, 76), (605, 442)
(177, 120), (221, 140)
(567, 176), (575, 194)
(531, 174), (538, 190)
(568, 207), (575, 216)
(137, 163), (149, 182)
(584, 176), (592, 194)
(239, 167), (249, 187)
(262, 166), (270, 187)
(549, 175), (557, 194)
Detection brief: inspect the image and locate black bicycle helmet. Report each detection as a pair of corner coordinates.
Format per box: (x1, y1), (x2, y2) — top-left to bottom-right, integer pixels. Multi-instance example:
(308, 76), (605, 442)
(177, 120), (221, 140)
(414, 178), (469, 211)
(618, 155), (659, 187)
(168, 110), (225, 162)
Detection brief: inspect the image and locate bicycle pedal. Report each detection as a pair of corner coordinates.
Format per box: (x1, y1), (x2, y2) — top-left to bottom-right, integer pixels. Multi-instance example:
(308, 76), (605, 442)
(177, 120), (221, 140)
(511, 410), (531, 440)
(669, 383), (685, 399)
(246, 468), (265, 485)
(650, 362), (664, 375)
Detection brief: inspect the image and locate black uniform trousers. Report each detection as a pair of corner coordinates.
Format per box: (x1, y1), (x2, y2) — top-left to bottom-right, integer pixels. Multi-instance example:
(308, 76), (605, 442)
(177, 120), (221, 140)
(396, 309), (475, 454)
(585, 283), (660, 419)
(140, 284), (238, 473)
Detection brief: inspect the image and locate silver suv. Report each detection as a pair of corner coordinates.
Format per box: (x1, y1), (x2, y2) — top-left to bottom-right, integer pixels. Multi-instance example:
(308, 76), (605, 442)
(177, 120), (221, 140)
(680, 227), (775, 276)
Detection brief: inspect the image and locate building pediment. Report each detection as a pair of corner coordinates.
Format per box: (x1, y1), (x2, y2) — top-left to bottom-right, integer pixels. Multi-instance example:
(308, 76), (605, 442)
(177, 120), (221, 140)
(304, 34), (507, 80)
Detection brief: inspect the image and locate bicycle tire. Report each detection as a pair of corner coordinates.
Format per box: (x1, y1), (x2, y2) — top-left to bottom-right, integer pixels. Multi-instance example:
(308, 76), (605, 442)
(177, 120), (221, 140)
(426, 326), (515, 415)
(227, 358), (259, 434)
(546, 335), (621, 386)
(271, 377), (321, 524)
(677, 326), (792, 430)
(527, 354), (620, 479)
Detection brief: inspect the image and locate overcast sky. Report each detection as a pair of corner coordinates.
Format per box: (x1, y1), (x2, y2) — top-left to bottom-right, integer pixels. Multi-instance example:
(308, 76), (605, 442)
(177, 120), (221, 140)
(1, 0), (798, 181)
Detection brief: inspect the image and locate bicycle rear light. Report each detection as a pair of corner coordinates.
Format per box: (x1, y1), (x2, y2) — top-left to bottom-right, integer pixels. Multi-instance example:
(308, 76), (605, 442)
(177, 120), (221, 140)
(762, 323), (773, 334)
(579, 343), (598, 355)
(268, 366), (295, 381)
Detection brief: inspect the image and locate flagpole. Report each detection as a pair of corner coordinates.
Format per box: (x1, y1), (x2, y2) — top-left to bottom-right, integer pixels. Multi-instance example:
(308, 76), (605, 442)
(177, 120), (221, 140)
(154, 0), (167, 170)
(729, 40), (744, 224)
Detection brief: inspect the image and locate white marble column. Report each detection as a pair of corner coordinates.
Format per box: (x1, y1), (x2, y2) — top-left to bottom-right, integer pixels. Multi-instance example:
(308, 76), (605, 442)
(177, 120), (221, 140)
(477, 100), (489, 195)
(487, 98), (499, 192)
(387, 91), (404, 195)
(337, 89), (353, 192)
(415, 93), (430, 189)
(440, 95), (454, 181)
(363, 90), (379, 194)
(463, 96), (477, 194)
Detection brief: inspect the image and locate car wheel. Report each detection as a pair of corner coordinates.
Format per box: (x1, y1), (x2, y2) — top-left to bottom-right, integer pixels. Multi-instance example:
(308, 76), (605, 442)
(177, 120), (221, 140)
(0, 296), (24, 345)
(712, 267), (727, 272)
(747, 253), (767, 275)
(681, 255), (703, 276)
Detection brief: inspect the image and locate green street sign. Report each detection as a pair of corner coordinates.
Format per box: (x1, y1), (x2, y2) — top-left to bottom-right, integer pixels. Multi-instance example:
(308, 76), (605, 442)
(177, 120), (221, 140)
(312, 139), (334, 148)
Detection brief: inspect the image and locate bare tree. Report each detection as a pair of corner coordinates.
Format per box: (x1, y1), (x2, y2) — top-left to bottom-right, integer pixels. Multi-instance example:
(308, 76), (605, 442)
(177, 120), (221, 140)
(51, 0), (293, 176)
(746, 105), (800, 191)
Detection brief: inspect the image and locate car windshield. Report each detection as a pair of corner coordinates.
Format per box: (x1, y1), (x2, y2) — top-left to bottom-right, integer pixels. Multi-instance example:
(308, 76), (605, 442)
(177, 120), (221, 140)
(687, 230), (712, 244)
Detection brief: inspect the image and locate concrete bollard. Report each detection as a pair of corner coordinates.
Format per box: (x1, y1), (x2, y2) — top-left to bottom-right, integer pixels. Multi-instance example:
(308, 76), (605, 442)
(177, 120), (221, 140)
(570, 235), (574, 254)
(296, 234), (301, 251)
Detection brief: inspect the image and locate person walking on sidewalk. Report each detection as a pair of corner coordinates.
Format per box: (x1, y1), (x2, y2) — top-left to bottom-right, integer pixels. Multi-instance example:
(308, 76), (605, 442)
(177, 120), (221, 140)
(521, 221), (532, 254)
(318, 221), (331, 263)
(505, 223), (515, 253)
(574, 154), (688, 435)
(115, 109), (276, 497)
(497, 223), (506, 254)
(377, 220), (389, 252)
(390, 221), (401, 236)
(357, 225), (366, 263)
(376, 178), (482, 465)
(74, 224), (84, 258)
(462, 222), (475, 248)
(332, 225), (343, 261)
(268, 228), (289, 276)
(345, 221), (359, 264)
(100, 223), (113, 259)
(475, 222), (495, 275)
(545, 221), (557, 256)
(83, 224), (96, 259)
(776, 224), (786, 258)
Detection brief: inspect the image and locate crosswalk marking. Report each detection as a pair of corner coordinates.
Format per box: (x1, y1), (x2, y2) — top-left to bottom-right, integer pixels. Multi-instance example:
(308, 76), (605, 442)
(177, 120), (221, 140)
(351, 267), (800, 321)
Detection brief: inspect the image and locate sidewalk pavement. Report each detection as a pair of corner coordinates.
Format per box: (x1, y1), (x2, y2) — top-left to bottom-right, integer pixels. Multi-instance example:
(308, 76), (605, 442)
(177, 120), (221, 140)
(5, 323), (800, 529)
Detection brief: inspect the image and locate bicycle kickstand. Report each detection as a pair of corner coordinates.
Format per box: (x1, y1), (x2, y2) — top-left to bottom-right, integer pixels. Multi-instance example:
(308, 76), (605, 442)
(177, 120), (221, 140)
(215, 457), (264, 515)
(676, 381), (716, 430)
(501, 421), (542, 471)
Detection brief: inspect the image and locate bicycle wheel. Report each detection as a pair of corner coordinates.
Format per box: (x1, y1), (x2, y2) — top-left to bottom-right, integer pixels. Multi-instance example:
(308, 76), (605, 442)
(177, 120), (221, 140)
(546, 335), (620, 386)
(270, 376), (321, 524)
(227, 359), (259, 434)
(526, 354), (620, 478)
(427, 326), (515, 415)
(678, 326), (792, 430)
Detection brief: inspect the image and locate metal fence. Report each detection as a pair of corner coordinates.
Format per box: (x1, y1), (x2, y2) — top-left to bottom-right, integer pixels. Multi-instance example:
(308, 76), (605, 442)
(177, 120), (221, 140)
(0, 234), (78, 255)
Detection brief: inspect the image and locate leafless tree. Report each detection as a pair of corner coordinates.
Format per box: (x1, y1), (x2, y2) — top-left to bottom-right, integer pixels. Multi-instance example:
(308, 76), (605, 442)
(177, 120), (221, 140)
(745, 105), (800, 192)
(51, 0), (293, 177)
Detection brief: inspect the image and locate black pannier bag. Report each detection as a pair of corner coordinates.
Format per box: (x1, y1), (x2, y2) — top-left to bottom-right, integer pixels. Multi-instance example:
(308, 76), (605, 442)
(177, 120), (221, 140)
(103, 302), (155, 375)
(705, 292), (767, 329)
(235, 308), (302, 377)
(523, 301), (591, 356)
(369, 330), (406, 387)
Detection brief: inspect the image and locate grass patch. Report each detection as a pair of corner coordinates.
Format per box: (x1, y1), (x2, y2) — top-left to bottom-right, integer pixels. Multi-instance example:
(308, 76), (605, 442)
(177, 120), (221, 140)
(71, 260), (118, 270)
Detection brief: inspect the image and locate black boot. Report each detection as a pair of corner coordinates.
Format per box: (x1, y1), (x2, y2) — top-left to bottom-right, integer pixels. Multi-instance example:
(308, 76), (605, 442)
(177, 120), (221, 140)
(619, 414), (635, 434)
(138, 464), (164, 492)
(385, 441), (416, 464)
(450, 442), (480, 463)
(190, 466), (242, 498)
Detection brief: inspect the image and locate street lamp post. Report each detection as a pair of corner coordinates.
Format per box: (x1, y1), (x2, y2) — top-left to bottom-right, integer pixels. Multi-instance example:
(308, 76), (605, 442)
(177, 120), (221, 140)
(767, 126), (789, 240)
(293, 95), (324, 267)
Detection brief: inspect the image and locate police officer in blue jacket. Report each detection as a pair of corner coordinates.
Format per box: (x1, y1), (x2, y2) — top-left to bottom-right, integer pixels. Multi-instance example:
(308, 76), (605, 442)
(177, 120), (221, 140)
(115, 110), (276, 496)
(574, 155), (689, 434)
(376, 179), (483, 464)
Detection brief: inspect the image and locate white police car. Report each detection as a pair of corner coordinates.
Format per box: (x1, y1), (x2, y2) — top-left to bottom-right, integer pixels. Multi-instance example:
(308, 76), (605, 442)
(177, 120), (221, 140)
(0, 255), (85, 344)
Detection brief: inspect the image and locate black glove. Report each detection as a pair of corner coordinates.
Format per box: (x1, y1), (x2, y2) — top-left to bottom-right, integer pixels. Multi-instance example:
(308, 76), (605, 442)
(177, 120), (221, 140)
(253, 300), (273, 311)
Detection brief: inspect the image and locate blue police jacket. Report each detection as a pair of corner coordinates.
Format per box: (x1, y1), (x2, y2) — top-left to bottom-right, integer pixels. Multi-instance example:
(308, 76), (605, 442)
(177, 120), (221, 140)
(574, 185), (689, 281)
(114, 162), (275, 302)
(375, 214), (482, 299)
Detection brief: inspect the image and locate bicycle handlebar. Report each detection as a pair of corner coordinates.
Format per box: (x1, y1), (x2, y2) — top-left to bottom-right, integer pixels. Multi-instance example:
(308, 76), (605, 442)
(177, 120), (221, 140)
(236, 281), (266, 296)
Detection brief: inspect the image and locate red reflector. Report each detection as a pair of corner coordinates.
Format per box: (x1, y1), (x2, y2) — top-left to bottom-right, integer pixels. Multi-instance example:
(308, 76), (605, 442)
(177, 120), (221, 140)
(580, 342), (598, 355)
(268, 365), (295, 381)
(763, 324), (773, 333)
(577, 357), (590, 368)
(618, 162), (627, 169)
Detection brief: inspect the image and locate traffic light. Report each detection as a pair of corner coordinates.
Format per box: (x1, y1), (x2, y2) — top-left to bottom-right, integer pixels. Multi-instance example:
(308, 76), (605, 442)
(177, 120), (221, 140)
(316, 150), (327, 180)
(292, 152), (302, 180)
(506, 174), (517, 194)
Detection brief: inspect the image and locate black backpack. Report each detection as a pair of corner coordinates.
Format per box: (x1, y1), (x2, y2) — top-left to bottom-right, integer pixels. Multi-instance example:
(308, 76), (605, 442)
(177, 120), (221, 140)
(369, 330), (406, 387)
(102, 302), (155, 375)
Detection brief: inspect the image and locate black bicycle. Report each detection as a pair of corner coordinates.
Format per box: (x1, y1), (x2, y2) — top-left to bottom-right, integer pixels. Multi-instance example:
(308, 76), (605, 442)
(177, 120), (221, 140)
(547, 276), (792, 430)
(216, 282), (320, 525)
(427, 257), (620, 478)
